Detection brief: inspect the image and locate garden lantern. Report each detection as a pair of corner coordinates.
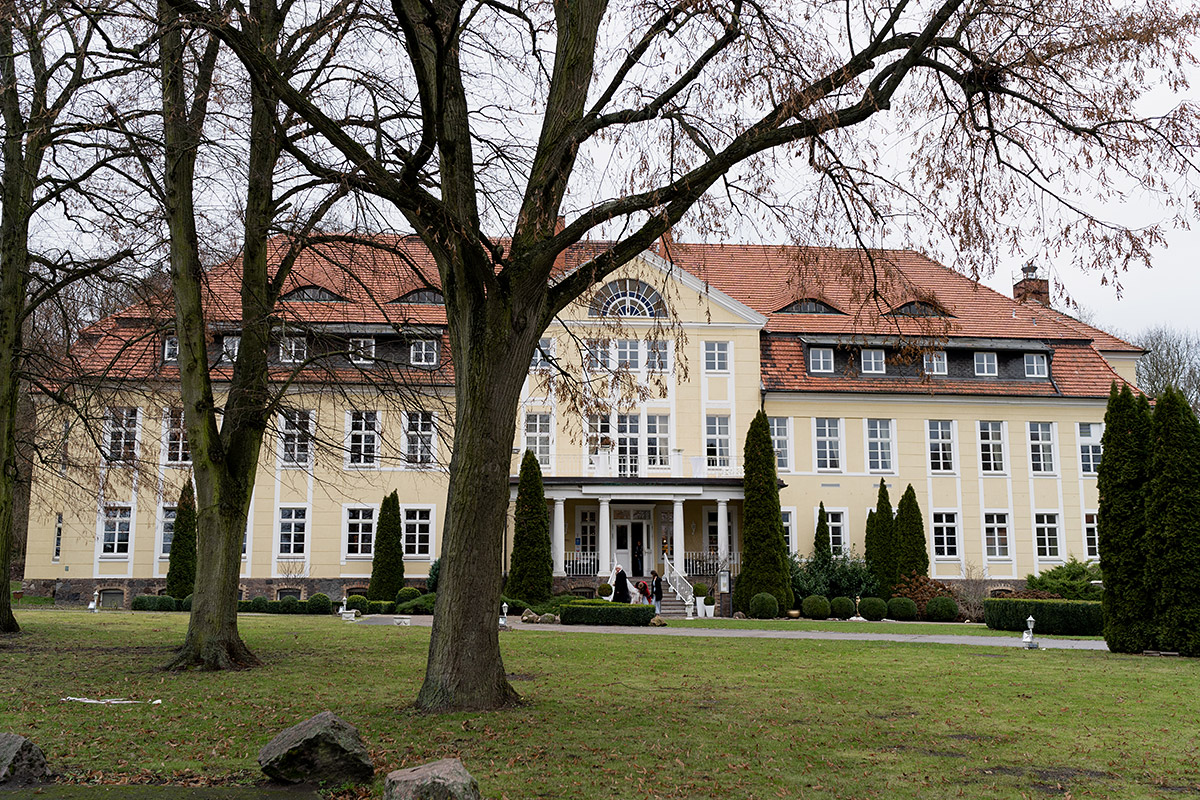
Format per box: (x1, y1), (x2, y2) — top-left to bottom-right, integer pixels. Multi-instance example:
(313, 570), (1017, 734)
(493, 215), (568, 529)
(500, 602), (508, 627)
(1023, 615), (1038, 649)
(88, 589), (99, 613)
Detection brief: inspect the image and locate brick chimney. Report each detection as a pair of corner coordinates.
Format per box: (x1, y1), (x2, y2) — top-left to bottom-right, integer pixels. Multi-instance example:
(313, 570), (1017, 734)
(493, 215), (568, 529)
(1013, 263), (1050, 305)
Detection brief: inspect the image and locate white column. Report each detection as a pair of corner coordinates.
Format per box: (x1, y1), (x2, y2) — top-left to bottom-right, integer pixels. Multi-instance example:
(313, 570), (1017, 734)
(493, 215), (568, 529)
(552, 498), (566, 576)
(597, 497), (611, 576)
(717, 499), (729, 565)
(671, 448), (683, 478)
(673, 499), (685, 576)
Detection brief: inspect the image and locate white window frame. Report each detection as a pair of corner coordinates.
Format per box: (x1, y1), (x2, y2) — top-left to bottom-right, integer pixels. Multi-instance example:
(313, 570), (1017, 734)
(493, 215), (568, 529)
(53, 512), (62, 561)
(159, 504), (177, 558)
(584, 338), (609, 371)
(809, 347), (834, 374)
(615, 339), (640, 370)
(927, 419), (955, 474)
(410, 339), (438, 367)
(280, 336), (307, 364)
(403, 410), (436, 468)
(768, 416), (791, 472)
(860, 348), (886, 374)
(781, 507), (796, 554)
(979, 420), (1006, 474)
(974, 351), (997, 376)
(984, 511), (1011, 559)
(524, 412), (553, 468)
(704, 341), (729, 373)
(349, 337), (375, 364)
(279, 409), (314, 467)
(163, 336), (179, 362)
(1028, 421), (1056, 474)
(222, 335), (240, 363)
(923, 350), (948, 375)
(1084, 511), (1099, 559)
(163, 407), (190, 465)
(646, 340), (669, 372)
(1035, 512), (1061, 559)
(814, 417), (842, 472)
(865, 418), (894, 473)
(645, 414), (671, 469)
(343, 504), (378, 561)
(1025, 352), (1048, 377)
(402, 504), (435, 559)
(278, 506), (307, 557)
(104, 407), (139, 463)
(932, 511), (959, 559)
(530, 337), (554, 370)
(819, 508), (847, 556)
(1078, 422), (1103, 476)
(345, 409), (380, 469)
(704, 414), (730, 468)
(100, 504), (132, 558)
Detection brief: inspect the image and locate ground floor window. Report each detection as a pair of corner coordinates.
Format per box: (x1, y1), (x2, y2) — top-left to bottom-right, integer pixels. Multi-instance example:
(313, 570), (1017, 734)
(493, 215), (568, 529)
(932, 512), (958, 558)
(160, 506), (177, 556)
(404, 507), (433, 557)
(54, 512), (62, 560)
(781, 510), (793, 552)
(346, 506), (375, 557)
(1035, 513), (1060, 558)
(1084, 512), (1098, 559)
(827, 510), (845, 556)
(985, 513), (1010, 558)
(98, 588), (124, 608)
(102, 505), (131, 556)
(277, 588), (302, 601)
(279, 507), (307, 556)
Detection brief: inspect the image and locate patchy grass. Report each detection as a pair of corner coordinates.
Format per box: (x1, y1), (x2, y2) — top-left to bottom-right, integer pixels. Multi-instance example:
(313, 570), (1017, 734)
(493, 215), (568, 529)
(670, 617), (1104, 639)
(1, 611), (1196, 799)
(8, 579), (54, 606)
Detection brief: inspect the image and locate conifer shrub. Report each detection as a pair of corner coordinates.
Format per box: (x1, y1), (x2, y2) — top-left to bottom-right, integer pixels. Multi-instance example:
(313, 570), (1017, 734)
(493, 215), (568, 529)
(983, 598), (1103, 636)
(864, 480), (898, 598)
(886, 597), (918, 621)
(561, 600), (655, 626)
(925, 595), (959, 622)
(893, 485), (929, 578)
(368, 491), (405, 601)
(346, 594), (369, 613)
(131, 595), (156, 611)
(732, 412), (794, 614)
(801, 594), (831, 620)
(397, 593), (437, 615)
(396, 586), (421, 604)
(307, 593), (332, 615)
(830, 596), (855, 619)
(749, 592), (779, 619)
(1024, 557), (1103, 601)
(250, 596), (269, 613)
(812, 503), (833, 563)
(426, 559), (440, 592)
(280, 595), (300, 614)
(508, 451), (553, 603)
(164, 479), (197, 599)
(859, 597), (887, 621)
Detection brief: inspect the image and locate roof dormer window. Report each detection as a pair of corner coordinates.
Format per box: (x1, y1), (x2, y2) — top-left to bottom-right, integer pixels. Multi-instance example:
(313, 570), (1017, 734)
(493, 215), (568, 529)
(281, 285), (346, 302)
(890, 300), (952, 317)
(391, 289), (445, 305)
(778, 298), (841, 314)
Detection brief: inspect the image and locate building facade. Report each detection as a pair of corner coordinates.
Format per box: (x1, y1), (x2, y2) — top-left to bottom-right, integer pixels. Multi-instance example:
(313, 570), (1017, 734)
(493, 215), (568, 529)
(22, 239), (1139, 606)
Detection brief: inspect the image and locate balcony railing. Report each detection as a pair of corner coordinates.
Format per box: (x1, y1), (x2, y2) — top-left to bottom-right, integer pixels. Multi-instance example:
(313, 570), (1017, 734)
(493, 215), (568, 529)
(682, 551), (741, 578)
(564, 551), (600, 577)
(511, 450), (743, 479)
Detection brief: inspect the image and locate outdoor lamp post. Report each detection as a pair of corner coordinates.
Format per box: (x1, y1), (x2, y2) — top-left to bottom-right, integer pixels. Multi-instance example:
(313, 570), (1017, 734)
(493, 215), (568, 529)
(88, 589), (99, 613)
(1023, 615), (1038, 649)
(500, 602), (508, 627)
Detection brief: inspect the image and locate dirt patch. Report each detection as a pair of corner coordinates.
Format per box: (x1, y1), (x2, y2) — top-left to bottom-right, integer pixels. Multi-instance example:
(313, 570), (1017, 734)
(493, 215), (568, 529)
(1031, 768), (1113, 782)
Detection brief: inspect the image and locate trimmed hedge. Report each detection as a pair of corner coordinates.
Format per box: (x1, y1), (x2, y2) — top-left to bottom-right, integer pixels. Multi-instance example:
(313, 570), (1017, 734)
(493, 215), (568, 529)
(307, 593), (332, 615)
(983, 598), (1103, 636)
(396, 587), (421, 604)
(238, 600), (252, 612)
(925, 595), (959, 622)
(561, 600), (655, 626)
(131, 595), (156, 611)
(750, 592), (779, 619)
(397, 593), (437, 615)
(887, 597), (918, 621)
(830, 596), (855, 620)
(801, 594), (831, 620)
(367, 600), (396, 615)
(860, 597), (887, 621)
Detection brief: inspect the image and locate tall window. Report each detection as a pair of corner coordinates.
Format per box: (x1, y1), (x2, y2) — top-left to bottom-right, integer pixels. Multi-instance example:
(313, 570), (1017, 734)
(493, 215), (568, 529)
(923, 350), (948, 375)
(348, 410), (379, 467)
(809, 347), (834, 373)
(705, 415), (730, 467)
(53, 512), (62, 560)
(616, 415), (640, 476)
(928, 420), (954, 472)
(101, 505), (131, 556)
(586, 414), (610, 467)
(105, 407), (138, 463)
(781, 510), (794, 552)
(1079, 423), (1103, 475)
(280, 336), (307, 364)
(346, 507), (375, 557)
(985, 512), (1009, 558)
(279, 507), (306, 556)
(164, 408), (190, 464)
(1035, 512), (1060, 558)
(866, 419), (892, 472)
(530, 337), (553, 370)
(1029, 422), (1055, 473)
(1084, 512), (1099, 559)
(404, 411), (435, 466)
(768, 416), (790, 471)
(704, 341), (729, 372)
(861, 349), (885, 374)
(932, 512), (958, 557)
(615, 339), (640, 369)
(827, 510), (845, 556)
(349, 337), (375, 364)
(280, 410), (313, 466)
(1025, 352), (1048, 377)
(222, 335), (240, 362)
(815, 417), (841, 471)
(410, 339), (438, 366)
(974, 351), (997, 376)
(163, 336), (179, 362)
(579, 509), (597, 553)
(646, 340), (669, 371)
(646, 415), (670, 467)
(403, 508), (433, 557)
(979, 421), (1004, 472)
(160, 506), (177, 556)
(524, 413), (552, 467)
(584, 338), (609, 371)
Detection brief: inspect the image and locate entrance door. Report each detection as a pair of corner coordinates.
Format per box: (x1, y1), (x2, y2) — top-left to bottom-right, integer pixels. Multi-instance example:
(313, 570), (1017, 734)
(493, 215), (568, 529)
(615, 520), (631, 573)
(613, 508), (653, 575)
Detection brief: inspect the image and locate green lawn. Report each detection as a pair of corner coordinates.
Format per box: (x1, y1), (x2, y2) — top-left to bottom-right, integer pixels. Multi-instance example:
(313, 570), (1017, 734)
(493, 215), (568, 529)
(670, 617), (1103, 639)
(1, 611), (1196, 799)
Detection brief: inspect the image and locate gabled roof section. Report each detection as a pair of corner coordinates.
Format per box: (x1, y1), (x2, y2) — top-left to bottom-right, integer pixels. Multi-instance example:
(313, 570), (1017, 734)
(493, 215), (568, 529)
(638, 249), (768, 326)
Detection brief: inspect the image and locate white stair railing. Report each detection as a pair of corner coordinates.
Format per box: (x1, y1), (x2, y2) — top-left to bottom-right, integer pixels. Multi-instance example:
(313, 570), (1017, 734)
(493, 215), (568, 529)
(604, 558), (618, 602)
(662, 555), (694, 605)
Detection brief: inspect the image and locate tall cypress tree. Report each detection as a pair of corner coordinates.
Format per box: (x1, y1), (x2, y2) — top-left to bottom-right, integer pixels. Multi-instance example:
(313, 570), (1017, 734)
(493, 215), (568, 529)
(165, 479), (197, 599)
(507, 450), (552, 603)
(732, 411), (794, 614)
(1098, 385), (1153, 652)
(863, 479), (897, 597)
(893, 484), (928, 579)
(368, 491), (404, 601)
(812, 502), (832, 563)
(1143, 387), (1200, 656)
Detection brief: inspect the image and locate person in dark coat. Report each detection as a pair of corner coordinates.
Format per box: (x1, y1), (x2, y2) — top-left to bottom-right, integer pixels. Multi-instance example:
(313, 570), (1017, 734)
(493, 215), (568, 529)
(612, 566), (632, 603)
(633, 540), (644, 576)
(651, 570), (663, 615)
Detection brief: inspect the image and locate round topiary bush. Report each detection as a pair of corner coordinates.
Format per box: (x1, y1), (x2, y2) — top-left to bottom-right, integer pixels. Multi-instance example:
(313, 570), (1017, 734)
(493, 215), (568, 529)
(250, 595), (269, 613)
(347, 594), (369, 613)
(830, 596), (855, 620)
(801, 594), (831, 620)
(131, 595), (155, 611)
(749, 592), (779, 619)
(181, 594), (193, 612)
(154, 595), (178, 612)
(692, 582), (708, 597)
(887, 596), (918, 621)
(396, 586), (421, 604)
(307, 593), (332, 615)
(280, 595), (301, 614)
(597, 583), (613, 598)
(925, 595), (959, 622)
(859, 597), (887, 621)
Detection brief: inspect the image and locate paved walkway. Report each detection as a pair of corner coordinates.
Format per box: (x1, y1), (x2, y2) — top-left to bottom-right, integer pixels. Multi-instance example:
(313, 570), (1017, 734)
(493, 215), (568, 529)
(360, 615), (1109, 650)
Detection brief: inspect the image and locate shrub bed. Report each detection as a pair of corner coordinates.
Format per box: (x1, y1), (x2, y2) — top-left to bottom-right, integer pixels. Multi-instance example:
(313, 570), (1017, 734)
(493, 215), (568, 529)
(983, 598), (1103, 636)
(750, 592), (779, 619)
(395, 587), (421, 604)
(367, 600), (396, 615)
(924, 595), (959, 622)
(250, 596), (269, 613)
(859, 597), (887, 621)
(801, 594), (831, 620)
(560, 599), (655, 626)
(397, 593), (437, 615)
(153, 595), (178, 612)
(892, 572), (955, 618)
(830, 596), (855, 620)
(887, 597), (918, 621)
(131, 595), (156, 611)
(181, 594), (193, 612)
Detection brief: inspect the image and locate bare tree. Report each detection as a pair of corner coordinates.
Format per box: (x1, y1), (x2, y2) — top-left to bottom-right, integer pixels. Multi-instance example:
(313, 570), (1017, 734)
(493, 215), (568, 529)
(1133, 326), (1200, 412)
(159, 0), (1200, 708)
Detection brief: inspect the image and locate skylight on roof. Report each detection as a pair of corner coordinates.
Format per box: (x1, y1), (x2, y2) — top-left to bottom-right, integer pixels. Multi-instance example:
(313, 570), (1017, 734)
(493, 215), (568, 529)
(777, 298), (841, 314)
(889, 300), (952, 317)
(281, 285), (346, 302)
(391, 289), (445, 305)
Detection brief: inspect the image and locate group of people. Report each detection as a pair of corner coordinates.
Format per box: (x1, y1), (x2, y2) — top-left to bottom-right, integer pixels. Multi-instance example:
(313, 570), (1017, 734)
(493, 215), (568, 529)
(612, 566), (663, 614)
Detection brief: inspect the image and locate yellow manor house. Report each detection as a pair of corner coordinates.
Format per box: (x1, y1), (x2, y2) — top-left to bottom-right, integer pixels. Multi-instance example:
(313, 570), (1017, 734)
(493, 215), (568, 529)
(21, 238), (1140, 608)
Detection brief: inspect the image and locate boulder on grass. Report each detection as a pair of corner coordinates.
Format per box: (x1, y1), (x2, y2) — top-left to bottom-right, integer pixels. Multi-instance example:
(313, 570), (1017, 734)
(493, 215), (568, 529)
(649, 615), (667, 627)
(733, 611), (746, 619)
(0, 734), (49, 785)
(258, 711), (373, 785)
(384, 758), (481, 800)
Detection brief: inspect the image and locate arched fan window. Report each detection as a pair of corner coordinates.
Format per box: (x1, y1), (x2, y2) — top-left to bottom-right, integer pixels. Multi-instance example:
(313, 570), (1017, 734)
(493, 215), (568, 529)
(390, 289), (445, 305)
(889, 300), (952, 317)
(281, 285), (346, 302)
(589, 279), (666, 318)
(777, 298), (841, 314)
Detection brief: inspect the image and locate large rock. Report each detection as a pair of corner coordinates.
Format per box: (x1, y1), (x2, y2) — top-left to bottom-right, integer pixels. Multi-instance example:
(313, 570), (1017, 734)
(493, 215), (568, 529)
(258, 711), (373, 785)
(384, 758), (481, 800)
(649, 615), (667, 627)
(0, 733), (49, 785)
